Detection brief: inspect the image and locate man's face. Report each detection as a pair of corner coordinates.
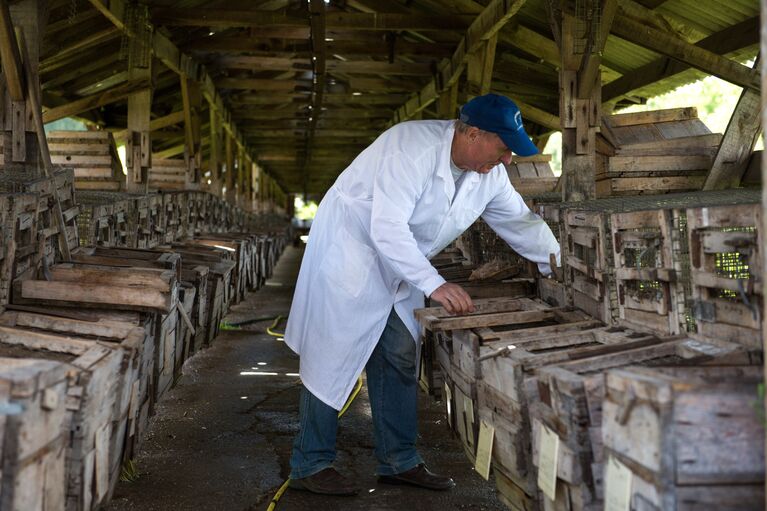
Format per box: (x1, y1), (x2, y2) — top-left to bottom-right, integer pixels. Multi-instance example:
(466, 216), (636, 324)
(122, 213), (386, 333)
(459, 130), (513, 174)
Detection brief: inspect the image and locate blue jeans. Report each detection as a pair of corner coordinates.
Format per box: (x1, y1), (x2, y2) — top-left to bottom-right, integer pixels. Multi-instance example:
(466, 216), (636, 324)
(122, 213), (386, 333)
(289, 308), (424, 478)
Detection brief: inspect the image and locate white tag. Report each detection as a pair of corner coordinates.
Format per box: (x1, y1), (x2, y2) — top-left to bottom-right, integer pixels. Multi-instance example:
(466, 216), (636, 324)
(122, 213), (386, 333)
(605, 455), (633, 511)
(474, 420), (495, 480)
(537, 422), (559, 501)
(444, 382), (452, 428)
(454, 388), (468, 443)
(464, 395), (475, 447)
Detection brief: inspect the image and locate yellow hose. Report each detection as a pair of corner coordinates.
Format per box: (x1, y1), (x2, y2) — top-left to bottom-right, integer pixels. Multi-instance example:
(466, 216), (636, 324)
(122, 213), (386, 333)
(266, 375), (363, 510)
(266, 315), (285, 337)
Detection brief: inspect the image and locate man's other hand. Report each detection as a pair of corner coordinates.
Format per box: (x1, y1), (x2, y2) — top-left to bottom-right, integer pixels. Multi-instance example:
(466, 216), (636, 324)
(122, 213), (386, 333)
(430, 283), (475, 315)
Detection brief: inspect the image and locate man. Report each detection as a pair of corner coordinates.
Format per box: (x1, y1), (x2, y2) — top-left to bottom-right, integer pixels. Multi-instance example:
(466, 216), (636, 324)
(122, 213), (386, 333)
(284, 93), (560, 496)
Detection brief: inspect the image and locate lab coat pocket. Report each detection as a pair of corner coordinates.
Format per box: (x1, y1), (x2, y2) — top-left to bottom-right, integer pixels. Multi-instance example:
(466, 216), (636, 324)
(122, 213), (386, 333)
(319, 228), (377, 299)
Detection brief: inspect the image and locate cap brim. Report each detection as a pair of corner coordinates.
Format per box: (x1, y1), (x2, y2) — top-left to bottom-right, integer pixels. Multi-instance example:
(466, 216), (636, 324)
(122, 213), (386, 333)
(499, 129), (538, 157)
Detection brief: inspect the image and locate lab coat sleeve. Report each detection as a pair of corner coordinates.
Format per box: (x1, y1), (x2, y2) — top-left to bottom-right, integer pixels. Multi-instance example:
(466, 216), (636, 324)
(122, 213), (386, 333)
(369, 151), (446, 297)
(481, 177), (560, 276)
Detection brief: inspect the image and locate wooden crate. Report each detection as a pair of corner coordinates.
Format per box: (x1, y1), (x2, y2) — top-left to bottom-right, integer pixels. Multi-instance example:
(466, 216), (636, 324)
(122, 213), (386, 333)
(476, 326), (662, 500)
(0, 193), (39, 308)
(530, 338), (759, 511)
(506, 154), (559, 196)
(76, 192), (137, 248)
(164, 192), (188, 243)
(135, 194), (163, 249)
(180, 265), (210, 356)
(12, 263), (178, 314)
(0, 326), (123, 510)
(595, 108), (718, 197)
(0, 308), (147, 501)
(687, 203), (762, 348)
(174, 282), (197, 380)
(47, 130), (124, 192)
(563, 208), (614, 324)
(191, 237), (248, 303)
(148, 158), (188, 191)
(611, 209), (687, 335)
(185, 192), (202, 236)
(0, 357), (69, 511)
(70, 246), (181, 277)
(153, 308), (179, 402)
(25, 168), (80, 268)
(602, 365), (764, 511)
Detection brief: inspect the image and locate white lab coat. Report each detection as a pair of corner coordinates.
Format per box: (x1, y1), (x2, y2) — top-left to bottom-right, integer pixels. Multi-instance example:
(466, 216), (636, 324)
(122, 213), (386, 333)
(284, 120), (560, 410)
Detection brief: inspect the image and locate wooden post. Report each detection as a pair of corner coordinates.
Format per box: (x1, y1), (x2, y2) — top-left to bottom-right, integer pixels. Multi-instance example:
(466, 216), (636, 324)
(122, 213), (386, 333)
(760, 0), (767, 465)
(466, 33), (498, 99)
(703, 56), (762, 190)
(1, 0), (47, 172)
(225, 132), (235, 203)
(253, 163), (261, 212)
(551, 0), (612, 202)
(181, 76), (202, 189)
(125, 49), (153, 192)
(438, 81), (459, 119)
(237, 144), (246, 207)
(208, 106), (222, 196)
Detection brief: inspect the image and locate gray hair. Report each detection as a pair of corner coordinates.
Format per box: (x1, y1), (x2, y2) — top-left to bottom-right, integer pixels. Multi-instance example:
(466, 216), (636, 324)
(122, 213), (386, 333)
(455, 119), (492, 138)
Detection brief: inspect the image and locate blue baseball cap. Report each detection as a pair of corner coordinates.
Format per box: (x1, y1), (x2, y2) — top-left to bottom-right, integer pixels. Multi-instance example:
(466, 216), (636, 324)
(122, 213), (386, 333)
(459, 94), (538, 157)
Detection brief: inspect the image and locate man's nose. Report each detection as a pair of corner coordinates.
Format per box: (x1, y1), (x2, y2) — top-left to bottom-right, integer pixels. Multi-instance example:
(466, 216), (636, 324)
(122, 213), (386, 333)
(500, 151), (513, 165)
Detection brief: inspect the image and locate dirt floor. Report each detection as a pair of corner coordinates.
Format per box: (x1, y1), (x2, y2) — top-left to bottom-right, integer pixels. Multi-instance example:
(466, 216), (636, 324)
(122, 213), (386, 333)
(105, 246), (507, 511)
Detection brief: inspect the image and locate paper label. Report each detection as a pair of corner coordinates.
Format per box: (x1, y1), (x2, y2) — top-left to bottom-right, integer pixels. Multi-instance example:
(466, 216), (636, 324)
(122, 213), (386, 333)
(537, 422), (559, 501)
(454, 388), (468, 443)
(605, 456), (633, 511)
(464, 395), (475, 446)
(444, 382), (452, 428)
(474, 420), (495, 480)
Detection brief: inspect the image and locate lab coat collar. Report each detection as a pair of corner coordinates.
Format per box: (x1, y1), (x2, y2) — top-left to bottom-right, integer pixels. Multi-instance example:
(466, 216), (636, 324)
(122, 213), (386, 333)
(436, 123), (457, 204)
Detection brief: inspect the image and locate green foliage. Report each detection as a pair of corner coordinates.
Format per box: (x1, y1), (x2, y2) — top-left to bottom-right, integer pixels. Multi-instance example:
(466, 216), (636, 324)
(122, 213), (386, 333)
(120, 459), (140, 483)
(294, 196), (318, 221)
(43, 117), (87, 133)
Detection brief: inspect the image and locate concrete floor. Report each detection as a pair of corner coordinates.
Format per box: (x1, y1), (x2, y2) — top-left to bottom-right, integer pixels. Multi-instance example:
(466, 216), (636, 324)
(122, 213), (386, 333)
(106, 246), (507, 511)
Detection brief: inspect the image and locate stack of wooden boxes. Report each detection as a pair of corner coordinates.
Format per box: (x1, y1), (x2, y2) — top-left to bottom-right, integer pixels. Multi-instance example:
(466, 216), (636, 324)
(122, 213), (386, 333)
(419, 187), (764, 511)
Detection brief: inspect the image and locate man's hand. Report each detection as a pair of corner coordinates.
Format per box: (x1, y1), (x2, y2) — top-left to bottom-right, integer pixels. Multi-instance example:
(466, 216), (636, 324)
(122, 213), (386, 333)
(430, 283), (475, 315)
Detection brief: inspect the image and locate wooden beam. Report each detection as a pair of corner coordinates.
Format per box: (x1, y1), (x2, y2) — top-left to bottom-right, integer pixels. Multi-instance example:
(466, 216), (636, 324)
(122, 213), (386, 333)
(0, 0), (25, 100)
(611, 9), (760, 92)
(151, 9), (474, 31)
(703, 57), (762, 190)
(181, 76), (202, 187)
(113, 110), (185, 141)
(603, 16), (760, 103)
(392, 0), (527, 124)
(88, 0), (286, 198)
(43, 81), (149, 123)
(577, 0), (617, 99)
(466, 33), (498, 98)
(216, 78), (311, 91)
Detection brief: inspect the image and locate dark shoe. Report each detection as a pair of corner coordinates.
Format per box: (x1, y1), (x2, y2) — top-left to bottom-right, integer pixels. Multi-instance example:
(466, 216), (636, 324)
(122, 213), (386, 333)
(290, 467), (359, 496)
(378, 464), (455, 491)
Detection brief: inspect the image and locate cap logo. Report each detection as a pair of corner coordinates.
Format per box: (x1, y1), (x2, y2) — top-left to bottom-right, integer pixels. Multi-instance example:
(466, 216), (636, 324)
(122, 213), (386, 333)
(514, 110), (522, 130)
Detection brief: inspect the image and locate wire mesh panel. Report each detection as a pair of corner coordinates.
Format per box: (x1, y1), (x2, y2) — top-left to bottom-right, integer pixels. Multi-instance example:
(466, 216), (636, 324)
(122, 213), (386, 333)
(687, 203), (762, 349)
(611, 209), (686, 335)
(554, 189), (761, 326)
(77, 191), (140, 248)
(564, 208), (614, 323)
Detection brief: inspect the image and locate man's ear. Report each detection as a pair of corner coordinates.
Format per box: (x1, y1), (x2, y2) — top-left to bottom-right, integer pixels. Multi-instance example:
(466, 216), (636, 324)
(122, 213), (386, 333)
(468, 127), (481, 142)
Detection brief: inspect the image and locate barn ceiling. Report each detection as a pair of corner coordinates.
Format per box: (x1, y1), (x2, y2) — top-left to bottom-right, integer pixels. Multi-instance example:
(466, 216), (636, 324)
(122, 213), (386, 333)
(35, 0), (759, 196)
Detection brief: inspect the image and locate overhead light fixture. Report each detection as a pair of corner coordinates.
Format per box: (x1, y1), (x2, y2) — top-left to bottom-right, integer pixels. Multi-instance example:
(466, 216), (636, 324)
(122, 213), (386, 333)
(352, 92), (362, 96)
(325, 37), (334, 41)
(208, 31), (215, 36)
